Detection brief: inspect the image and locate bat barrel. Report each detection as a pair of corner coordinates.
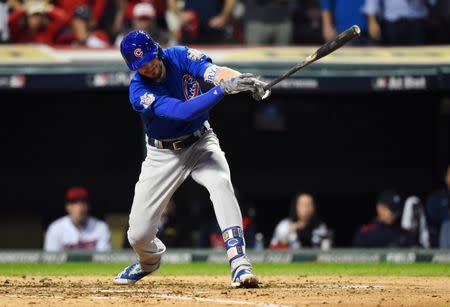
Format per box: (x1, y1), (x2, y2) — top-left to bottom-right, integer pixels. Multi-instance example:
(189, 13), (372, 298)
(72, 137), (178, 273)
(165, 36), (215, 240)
(315, 25), (361, 60)
(262, 25), (361, 91)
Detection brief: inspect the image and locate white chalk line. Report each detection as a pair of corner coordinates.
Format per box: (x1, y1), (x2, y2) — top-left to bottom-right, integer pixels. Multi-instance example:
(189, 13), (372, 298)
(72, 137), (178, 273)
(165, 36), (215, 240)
(151, 293), (288, 307)
(87, 296), (122, 300)
(98, 289), (150, 293)
(3, 289), (289, 306)
(338, 284), (385, 289)
(98, 289), (211, 294)
(93, 289), (289, 307)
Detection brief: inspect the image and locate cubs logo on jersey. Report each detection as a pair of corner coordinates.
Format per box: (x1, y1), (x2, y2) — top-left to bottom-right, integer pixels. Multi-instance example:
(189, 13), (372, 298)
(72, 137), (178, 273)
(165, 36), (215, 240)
(182, 74), (199, 100)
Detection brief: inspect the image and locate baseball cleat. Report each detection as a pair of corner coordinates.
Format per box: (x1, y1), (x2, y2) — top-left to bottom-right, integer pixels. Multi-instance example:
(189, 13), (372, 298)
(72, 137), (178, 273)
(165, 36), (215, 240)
(231, 268), (259, 288)
(113, 262), (159, 285)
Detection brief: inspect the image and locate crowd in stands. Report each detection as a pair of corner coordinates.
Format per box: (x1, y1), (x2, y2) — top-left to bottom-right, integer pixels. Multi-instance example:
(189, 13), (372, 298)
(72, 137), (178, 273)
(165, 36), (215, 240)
(273, 165), (449, 249)
(1, 0), (450, 47)
(45, 164), (450, 251)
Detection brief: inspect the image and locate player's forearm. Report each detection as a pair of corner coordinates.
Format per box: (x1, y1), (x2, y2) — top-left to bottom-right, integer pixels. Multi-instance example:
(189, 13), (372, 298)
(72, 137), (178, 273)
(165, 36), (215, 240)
(321, 10), (333, 28)
(111, 0), (126, 36)
(368, 15), (378, 28)
(204, 65), (241, 85)
(156, 85), (225, 121)
(220, 0), (236, 19)
(168, 0), (182, 16)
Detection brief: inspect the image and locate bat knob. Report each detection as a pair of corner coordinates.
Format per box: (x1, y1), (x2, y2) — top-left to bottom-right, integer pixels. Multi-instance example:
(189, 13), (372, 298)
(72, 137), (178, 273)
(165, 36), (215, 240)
(352, 25), (361, 36)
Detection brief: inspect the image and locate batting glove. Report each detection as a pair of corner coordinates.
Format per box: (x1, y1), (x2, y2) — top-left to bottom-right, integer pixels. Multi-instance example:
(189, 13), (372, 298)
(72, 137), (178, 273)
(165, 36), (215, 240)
(251, 78), (271, 101)
(219, 73), (256, 95)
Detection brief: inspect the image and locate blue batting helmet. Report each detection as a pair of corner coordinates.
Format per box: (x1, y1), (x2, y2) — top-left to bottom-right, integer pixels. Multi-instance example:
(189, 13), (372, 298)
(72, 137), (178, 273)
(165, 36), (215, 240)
(120, 30), (163, 71)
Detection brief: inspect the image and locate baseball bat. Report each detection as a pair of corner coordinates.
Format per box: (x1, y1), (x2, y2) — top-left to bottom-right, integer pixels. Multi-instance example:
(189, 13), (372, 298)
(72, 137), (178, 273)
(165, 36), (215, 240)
(263, 25), (361, 91)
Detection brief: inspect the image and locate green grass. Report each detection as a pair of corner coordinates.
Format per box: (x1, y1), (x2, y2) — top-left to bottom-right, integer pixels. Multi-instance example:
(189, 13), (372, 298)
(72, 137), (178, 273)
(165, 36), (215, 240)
(0, 262), (449, 277)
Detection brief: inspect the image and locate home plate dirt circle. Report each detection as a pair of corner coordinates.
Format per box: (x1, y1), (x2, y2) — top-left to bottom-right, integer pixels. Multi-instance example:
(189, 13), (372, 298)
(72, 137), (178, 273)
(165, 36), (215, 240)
(0, 276), (449, 306)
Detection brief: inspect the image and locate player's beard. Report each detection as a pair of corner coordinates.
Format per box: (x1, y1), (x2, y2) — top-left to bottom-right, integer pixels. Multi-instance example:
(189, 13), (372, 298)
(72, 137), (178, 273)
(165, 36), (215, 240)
(139, 60), (166, 82)
(153, 61), (166, 83)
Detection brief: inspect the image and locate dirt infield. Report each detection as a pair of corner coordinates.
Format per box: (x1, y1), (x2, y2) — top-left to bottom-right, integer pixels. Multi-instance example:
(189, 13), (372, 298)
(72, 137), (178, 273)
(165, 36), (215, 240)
(0, 275), (449, 307)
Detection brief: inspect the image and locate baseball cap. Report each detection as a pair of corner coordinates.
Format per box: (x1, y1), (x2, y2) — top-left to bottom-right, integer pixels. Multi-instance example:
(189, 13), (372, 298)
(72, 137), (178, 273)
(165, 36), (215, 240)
(133, 3), (156, 19)
(377, 190), (401, 213)
(74, 5), (91, 21)
(65, 186), (89, 203)
(26, 1), (48, 15)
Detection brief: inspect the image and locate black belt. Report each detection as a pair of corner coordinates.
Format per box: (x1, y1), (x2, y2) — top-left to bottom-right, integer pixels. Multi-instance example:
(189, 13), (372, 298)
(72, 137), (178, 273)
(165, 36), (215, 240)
(148, 125), (208, 151)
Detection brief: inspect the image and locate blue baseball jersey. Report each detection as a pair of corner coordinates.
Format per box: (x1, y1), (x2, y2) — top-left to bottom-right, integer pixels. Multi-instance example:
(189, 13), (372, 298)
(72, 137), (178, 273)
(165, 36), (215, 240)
(129, 46), (215, 139)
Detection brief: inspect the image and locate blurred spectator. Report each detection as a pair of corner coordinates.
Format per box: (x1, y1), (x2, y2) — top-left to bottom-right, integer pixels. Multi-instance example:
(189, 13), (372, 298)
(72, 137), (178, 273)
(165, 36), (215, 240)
(292, 0), (323, 44)
(321, 0), (375, 44)
(55, 0), (106, 29)
(110, 0), (168, 45)
(401, 196), (430, 248)
(439, 220), (450, 248)
(109, 0), (127, 43)
(0, 0), (9, 42)
(425, 165), (450, 247)
(167, 0), (235, 44)
(8, 0), (69, 44)
(56, 5), (110, 48)
(353, 191), (415, 247)
(270, 193), (328, 249)
(44, 186), (111, 251)
(197, 222), (223, 249)
(427, 0), (450, 44)
(114, 2), (168, 47)
(242, 206), (257, 248)
(243, 0), (294, 45)
(124, 0), (167, 23)
(363, 0), (436, 45)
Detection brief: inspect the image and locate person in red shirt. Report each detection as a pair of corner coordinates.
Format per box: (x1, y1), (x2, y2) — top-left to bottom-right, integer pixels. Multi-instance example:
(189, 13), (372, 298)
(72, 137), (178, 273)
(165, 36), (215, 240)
(114, 3), (168, 47)
(56, 5), (110, 48)
(8, 1), (69, 44)
(55, 0), (106, 28)
(124, 0), (166, 21)
(110, 0), (167, 44)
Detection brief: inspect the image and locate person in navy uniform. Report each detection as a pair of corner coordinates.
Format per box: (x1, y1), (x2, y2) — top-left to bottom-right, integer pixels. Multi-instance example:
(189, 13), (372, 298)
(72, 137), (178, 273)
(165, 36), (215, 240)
(114, 30), (269, 288)
(353, 191), (415, 247)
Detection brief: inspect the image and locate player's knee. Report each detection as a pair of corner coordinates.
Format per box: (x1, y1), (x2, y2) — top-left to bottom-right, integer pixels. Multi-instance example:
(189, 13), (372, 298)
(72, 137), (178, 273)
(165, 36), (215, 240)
(209, 173), (233, 191)
(127, 226), (158, 247)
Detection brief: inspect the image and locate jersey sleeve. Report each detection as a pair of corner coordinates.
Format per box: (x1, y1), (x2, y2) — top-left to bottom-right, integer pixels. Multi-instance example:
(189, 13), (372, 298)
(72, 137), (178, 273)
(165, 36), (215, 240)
(129, 81), (161, 113)
(44, 223), (63, 252)
(172, 46), (213, 79)
(130, 80), (225, 121)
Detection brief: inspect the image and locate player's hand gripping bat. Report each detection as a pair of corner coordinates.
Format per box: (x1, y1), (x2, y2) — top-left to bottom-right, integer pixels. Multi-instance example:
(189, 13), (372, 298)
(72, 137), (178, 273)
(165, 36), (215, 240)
(262, 25), (361, 91)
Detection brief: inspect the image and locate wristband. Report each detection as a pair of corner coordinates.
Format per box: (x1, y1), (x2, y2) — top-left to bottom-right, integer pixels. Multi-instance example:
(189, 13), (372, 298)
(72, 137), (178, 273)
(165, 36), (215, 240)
(205, 64), (219, 85)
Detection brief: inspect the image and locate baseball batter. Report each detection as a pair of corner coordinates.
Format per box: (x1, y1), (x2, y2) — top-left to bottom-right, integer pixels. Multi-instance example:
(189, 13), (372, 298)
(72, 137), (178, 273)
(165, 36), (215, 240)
(114, 30), (270, 288)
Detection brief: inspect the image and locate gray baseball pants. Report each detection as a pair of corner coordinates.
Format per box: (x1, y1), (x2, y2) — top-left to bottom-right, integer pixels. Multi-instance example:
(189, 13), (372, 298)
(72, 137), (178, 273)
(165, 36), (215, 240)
(127, 127), (248, 272)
